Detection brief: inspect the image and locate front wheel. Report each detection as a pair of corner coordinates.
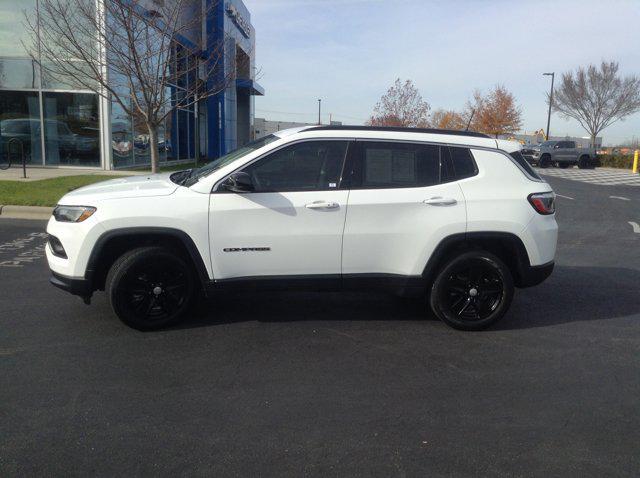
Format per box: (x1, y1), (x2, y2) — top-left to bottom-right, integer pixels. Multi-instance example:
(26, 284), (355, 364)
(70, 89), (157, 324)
(0, 153), (10, 170)
(538, 155), (551, 168)
(429, 251), (514, 331)
(106, 246), (196, 330)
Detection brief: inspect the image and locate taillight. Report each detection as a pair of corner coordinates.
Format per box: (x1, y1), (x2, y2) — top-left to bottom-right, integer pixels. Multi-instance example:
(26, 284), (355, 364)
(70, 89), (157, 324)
(528, 192), (555, 215)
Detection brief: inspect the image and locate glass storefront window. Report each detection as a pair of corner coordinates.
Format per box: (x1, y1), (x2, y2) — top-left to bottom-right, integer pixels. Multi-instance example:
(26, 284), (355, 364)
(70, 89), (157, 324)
(0, 58), (39, 89)
(0, 90), (42, 165)
(165, 110), (177, 162)
(0, 0), (38, 57)
(111, 98), (133, 169)
(43, 92), (100, 166)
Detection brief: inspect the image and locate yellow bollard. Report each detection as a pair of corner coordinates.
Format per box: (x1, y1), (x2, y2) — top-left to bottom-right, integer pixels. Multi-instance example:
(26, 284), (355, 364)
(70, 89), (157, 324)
(634, 150), (639, 174)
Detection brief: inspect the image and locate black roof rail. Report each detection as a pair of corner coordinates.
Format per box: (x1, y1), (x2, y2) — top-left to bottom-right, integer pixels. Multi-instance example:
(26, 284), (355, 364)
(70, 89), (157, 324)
(304, 125), (491, 139)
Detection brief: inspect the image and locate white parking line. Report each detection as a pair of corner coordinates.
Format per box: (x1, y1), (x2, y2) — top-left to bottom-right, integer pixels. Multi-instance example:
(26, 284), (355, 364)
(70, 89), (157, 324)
(610, 196), (630, 201)
(629, 222), (640, 234)
(556, 194), (574, 200)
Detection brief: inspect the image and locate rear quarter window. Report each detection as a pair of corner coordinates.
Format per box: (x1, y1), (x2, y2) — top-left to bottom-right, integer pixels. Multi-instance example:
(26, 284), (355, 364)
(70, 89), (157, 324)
(509, 151), (541, 180)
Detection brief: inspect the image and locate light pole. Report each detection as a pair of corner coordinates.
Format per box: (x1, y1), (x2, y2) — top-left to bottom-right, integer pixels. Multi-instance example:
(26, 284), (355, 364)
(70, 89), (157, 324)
(317, 99), (321, 125)
(543, 72), (555, 141)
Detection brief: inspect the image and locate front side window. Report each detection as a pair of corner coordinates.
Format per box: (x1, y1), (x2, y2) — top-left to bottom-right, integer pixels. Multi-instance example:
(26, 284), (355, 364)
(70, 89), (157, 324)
(242, 140), (349, 192)
(351, 142), (439, 189)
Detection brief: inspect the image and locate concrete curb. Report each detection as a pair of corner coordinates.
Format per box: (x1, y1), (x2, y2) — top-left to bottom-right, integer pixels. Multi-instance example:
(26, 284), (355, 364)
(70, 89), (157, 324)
(0, 205), (53, 220)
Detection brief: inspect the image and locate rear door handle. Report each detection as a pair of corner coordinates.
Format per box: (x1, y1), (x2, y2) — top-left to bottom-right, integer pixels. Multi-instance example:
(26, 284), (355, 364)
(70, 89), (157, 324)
(423, 196), (457, 206)
(305, 201), (340, 210)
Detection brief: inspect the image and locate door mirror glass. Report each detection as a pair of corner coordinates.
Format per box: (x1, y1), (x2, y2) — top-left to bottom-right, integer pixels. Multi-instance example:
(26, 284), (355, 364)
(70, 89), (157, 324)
(220, 171), (254, 193)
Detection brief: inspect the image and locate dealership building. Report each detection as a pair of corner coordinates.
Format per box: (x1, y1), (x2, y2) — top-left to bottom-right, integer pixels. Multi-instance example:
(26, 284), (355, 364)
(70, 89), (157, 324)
(0, 0), (262, 170)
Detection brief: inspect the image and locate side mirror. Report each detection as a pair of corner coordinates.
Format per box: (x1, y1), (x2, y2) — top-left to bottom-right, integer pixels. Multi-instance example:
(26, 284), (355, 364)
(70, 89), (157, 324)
(554, 144), (560, 149)
(220, 171), (254, 193)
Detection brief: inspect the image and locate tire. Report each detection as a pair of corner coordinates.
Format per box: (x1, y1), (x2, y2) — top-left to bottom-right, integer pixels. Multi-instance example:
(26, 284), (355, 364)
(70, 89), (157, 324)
(105, 246), (196, 330)
(578, 155), (593, 169)
(429, 250), (514, 331)
(0, 152), (10, 170)
(538, 155), (551, 168)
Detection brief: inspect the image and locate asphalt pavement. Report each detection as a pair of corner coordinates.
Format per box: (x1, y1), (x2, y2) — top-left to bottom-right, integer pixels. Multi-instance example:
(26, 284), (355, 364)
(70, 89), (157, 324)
(1, 174), (639, 477)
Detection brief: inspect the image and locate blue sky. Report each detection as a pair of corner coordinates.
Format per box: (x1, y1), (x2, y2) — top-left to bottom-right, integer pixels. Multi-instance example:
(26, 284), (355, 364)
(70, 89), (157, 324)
(243, 0), (640, 145)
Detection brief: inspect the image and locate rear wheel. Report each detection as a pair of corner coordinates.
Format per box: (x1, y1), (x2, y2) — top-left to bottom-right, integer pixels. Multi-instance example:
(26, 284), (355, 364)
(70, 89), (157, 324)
(106, 246), (196, 330)
(429, 251), (514, 331)
(538, 154), (551, 168)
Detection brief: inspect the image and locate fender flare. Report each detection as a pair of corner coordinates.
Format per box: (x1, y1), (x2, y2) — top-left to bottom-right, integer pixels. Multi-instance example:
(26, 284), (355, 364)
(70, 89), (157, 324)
(421, 232), (532, 287)
(86, 227), (210, 288)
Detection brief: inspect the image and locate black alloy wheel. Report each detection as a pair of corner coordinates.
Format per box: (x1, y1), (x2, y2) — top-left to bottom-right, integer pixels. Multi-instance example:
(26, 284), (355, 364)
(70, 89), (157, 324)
(106, 247), (196, 330)
(430, 251), (514, 331)
(538, 155), (551, 168)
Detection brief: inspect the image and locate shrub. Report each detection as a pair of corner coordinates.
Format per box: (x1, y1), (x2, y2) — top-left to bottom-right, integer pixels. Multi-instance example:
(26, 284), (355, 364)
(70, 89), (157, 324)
(597, 154), (635, 169)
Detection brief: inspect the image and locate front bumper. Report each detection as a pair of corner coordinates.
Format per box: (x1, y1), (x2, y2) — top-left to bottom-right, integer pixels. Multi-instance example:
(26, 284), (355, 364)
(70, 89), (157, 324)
(50, 271), (93, 301)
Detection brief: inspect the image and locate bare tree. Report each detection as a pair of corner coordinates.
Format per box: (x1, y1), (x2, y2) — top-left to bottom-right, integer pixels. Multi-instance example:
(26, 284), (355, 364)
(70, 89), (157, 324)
(367, 78), (430, 128)
(466, 85), (522, 137)
(25, 0), (244, 172)
(552, 61), (640, 148)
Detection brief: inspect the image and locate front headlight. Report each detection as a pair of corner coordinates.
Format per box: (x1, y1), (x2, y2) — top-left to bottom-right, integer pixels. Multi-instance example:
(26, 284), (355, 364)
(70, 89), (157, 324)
(53, 205), (96, 223)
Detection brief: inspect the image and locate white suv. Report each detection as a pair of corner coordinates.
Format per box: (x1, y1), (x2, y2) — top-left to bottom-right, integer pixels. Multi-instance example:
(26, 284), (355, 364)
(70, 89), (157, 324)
(46, 126), (557, 331)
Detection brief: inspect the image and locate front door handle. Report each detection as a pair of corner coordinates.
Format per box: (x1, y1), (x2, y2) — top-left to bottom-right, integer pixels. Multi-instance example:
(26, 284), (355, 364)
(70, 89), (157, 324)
(423, 196), (457, 206)
(305, 201), (340, 210)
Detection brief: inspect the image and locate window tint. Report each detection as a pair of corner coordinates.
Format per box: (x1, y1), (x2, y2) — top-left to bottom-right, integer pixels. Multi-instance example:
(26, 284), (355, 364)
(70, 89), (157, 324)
(509, 151), (541, 180)
(566, 141), (576, 148)
(352, 142), (439, 189)
(448, 146), (478, 179)
(243, 140), (348, 192)
(556, 141), (568, 149)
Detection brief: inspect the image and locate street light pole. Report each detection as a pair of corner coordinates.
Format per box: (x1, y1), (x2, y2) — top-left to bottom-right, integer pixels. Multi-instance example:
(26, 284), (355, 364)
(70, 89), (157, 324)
(318, 99), (321, 125)
(543, 72), (555, 141)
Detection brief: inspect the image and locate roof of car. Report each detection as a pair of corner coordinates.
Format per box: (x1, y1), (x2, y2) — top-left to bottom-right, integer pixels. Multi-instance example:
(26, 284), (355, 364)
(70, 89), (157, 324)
(271, 125), (523, 153)
(303, 125), (490, 138)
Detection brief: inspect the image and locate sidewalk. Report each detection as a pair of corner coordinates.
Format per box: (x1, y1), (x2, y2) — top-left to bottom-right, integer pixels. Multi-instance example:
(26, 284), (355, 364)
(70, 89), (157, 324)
(0, 166), (145, 182)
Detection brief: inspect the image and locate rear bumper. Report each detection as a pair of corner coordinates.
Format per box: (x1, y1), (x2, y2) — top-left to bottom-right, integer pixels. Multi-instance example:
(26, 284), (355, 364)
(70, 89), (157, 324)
(518, 260), (554, 288)
(50, 271), (93, 299)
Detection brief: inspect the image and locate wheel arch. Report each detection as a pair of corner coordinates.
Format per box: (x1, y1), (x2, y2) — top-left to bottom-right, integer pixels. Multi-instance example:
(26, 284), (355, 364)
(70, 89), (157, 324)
(86, 227), (210, 293)
(422, 232), (533, 288)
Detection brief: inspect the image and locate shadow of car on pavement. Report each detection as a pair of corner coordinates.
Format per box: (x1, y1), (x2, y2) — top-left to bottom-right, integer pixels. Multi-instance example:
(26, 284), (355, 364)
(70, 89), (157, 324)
(176, 265), (640, 331)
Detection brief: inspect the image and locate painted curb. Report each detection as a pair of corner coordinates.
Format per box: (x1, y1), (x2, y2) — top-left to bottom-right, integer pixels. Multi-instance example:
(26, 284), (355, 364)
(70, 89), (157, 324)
(0, 205), (53, 220)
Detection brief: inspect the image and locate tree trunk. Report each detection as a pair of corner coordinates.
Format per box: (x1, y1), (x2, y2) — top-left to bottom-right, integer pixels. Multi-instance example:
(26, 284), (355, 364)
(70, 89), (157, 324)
(147, 123), (160, 174)
(590, 133), (597, 150)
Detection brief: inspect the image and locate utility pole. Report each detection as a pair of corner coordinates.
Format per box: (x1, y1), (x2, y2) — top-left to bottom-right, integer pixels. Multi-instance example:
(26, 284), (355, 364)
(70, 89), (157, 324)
(543, 72), (555, 141)
(317, 99), (321, 125)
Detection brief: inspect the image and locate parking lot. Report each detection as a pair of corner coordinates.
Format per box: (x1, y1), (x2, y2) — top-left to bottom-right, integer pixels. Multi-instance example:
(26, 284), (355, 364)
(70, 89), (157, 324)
(1, 170), (639, 476)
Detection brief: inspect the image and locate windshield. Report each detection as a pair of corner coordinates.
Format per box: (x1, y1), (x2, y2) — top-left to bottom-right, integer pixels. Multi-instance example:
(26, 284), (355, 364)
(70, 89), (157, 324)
(183, 134), (279, 186)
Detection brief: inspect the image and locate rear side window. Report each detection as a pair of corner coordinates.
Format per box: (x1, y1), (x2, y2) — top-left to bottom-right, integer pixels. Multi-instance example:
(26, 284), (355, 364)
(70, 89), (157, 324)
(351, 141), (439, 189)
(509, 150), (541, 180)
(441, 146), (478, 182)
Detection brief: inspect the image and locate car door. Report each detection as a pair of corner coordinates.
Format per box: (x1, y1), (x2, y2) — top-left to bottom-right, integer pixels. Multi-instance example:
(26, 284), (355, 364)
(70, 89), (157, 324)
(341, 141), (467, 278)
(566, 141), (578, 161)
(209, 139), (351, 280)
(555, 141), (570, 162)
